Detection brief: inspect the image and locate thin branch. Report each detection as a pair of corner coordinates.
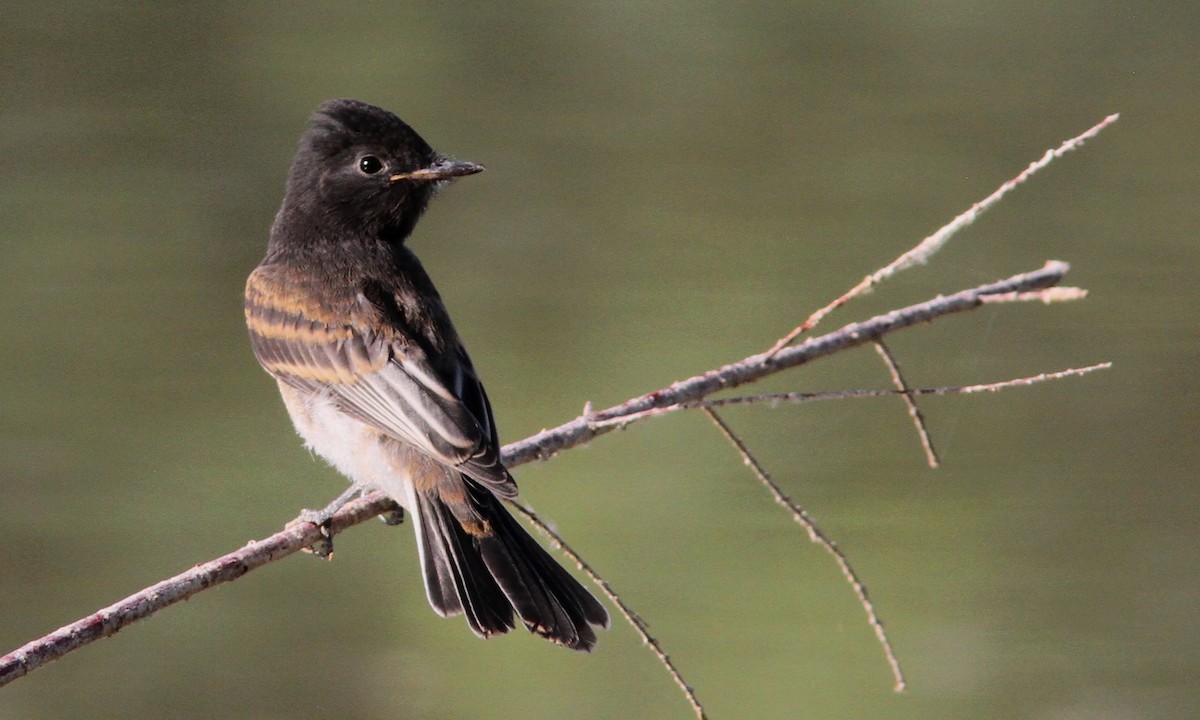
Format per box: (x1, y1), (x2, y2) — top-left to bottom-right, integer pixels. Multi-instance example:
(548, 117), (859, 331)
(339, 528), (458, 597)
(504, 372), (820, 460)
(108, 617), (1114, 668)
(586, 363), (1112, 430)
(873, 341), (939, 468)
(701, 408), (906, 692)
(510, 502), (708, 720)
(0, 261), (1077, 689)
(718, 363), (1112, 405)
(764, 114), (1118, 357)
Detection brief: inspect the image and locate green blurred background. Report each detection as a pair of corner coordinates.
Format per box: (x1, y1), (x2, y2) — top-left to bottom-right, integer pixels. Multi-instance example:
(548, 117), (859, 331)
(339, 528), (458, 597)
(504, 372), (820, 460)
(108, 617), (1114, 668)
(1, 3), (1196, 719)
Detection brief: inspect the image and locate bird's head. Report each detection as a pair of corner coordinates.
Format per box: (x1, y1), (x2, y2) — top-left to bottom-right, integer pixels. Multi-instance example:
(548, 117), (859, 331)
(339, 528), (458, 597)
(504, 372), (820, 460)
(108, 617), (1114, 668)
(283, 98), (483, 242)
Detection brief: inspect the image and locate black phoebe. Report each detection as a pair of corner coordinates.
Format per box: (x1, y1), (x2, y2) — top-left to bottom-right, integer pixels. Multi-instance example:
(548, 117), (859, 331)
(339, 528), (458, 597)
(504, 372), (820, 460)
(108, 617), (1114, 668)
(245, 99), (608, 650)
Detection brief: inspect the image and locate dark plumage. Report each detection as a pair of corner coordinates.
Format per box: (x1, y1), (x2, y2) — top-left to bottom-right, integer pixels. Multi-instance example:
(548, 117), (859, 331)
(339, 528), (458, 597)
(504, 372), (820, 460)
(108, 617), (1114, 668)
(245, 98), (608, 649)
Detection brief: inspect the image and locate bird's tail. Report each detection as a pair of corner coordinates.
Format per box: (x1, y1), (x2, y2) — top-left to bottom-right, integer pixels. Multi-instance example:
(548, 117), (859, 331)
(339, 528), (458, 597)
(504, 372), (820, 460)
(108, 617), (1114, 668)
(408, 482), (609, 651)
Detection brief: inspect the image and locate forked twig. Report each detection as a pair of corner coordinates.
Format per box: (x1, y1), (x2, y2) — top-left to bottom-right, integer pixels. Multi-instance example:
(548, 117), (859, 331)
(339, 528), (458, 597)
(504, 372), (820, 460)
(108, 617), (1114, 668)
(510, 261), (1073, 467)
(701, 408), (907, 692)
(873, 341), (939, 468)
(765, 114), (1118, 358)
(510, 502), (708, 720)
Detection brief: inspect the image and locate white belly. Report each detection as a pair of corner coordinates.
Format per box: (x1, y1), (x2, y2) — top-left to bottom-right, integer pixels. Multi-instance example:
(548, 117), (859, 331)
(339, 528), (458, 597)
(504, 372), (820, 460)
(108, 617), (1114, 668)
(277, 381), (418, 510)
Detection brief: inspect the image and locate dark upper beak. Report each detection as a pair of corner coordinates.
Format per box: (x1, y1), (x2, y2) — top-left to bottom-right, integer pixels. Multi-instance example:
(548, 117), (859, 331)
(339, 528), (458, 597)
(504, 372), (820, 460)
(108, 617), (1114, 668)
(389, 156), (485, 183)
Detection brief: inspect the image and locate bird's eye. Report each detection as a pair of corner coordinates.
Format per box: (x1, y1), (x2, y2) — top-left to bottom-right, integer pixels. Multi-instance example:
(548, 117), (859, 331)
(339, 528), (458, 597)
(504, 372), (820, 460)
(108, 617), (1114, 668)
(358, 155), (384, 175)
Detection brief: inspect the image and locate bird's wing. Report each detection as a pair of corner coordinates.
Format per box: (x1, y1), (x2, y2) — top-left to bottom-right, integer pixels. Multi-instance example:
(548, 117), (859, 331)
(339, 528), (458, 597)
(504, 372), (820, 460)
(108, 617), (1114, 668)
(245, 264), (516, 496)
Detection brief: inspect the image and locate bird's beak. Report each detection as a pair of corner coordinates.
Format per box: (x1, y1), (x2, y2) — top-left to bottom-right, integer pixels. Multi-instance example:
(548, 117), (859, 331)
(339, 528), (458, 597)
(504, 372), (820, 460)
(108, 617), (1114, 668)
(389, 157), (485, 183)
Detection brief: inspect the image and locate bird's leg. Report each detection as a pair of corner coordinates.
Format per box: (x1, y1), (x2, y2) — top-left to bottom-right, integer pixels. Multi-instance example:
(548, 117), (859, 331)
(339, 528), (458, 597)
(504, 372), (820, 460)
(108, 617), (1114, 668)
(291, 484), (366, 558)
(301, 484), (366, 525)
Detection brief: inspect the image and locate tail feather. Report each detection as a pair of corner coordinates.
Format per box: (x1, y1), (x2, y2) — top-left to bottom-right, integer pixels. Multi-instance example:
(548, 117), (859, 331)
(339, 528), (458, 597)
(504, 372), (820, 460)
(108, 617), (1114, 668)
(479, 500), (609, 650)
(410, 484), (608, 651)
(413, 491), (514, 637)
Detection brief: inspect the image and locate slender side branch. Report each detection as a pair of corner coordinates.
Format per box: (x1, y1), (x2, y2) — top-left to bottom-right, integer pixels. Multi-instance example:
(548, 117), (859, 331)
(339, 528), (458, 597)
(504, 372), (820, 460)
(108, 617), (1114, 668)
(585, 363), (1109, 431)
(702, 408), (907, 692)
(0, 260), (1072, 688)
(511, 502), (708, 720)
(873, 341), (939, 468)
(673, 363), (1113, 413)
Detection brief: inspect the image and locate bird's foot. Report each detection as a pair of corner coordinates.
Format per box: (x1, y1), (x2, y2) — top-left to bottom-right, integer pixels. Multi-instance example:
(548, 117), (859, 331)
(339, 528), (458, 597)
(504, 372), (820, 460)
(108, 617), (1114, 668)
(286, 511), (334, 558)
(288, 485), (365, 558)
(378, 502), (405, 526)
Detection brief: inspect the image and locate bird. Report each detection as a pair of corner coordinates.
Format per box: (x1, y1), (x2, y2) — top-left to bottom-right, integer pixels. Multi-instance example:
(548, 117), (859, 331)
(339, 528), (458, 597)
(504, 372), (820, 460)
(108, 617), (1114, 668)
(244, 98), (608, 650)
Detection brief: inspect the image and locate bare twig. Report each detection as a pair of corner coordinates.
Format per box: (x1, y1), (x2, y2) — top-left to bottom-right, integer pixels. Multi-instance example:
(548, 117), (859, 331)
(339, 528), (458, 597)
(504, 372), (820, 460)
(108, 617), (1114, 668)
(701, 408), (907, 692)
(510, 502), (708, 720)
(0, 261), (1076, 689)
(764, 114), (1118, 358)
(873, 341), (939, 468)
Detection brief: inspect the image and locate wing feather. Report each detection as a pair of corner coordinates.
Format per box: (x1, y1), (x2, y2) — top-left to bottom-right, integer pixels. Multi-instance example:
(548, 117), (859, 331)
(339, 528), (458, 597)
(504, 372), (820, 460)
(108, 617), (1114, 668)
(245, 264), (516, 496)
